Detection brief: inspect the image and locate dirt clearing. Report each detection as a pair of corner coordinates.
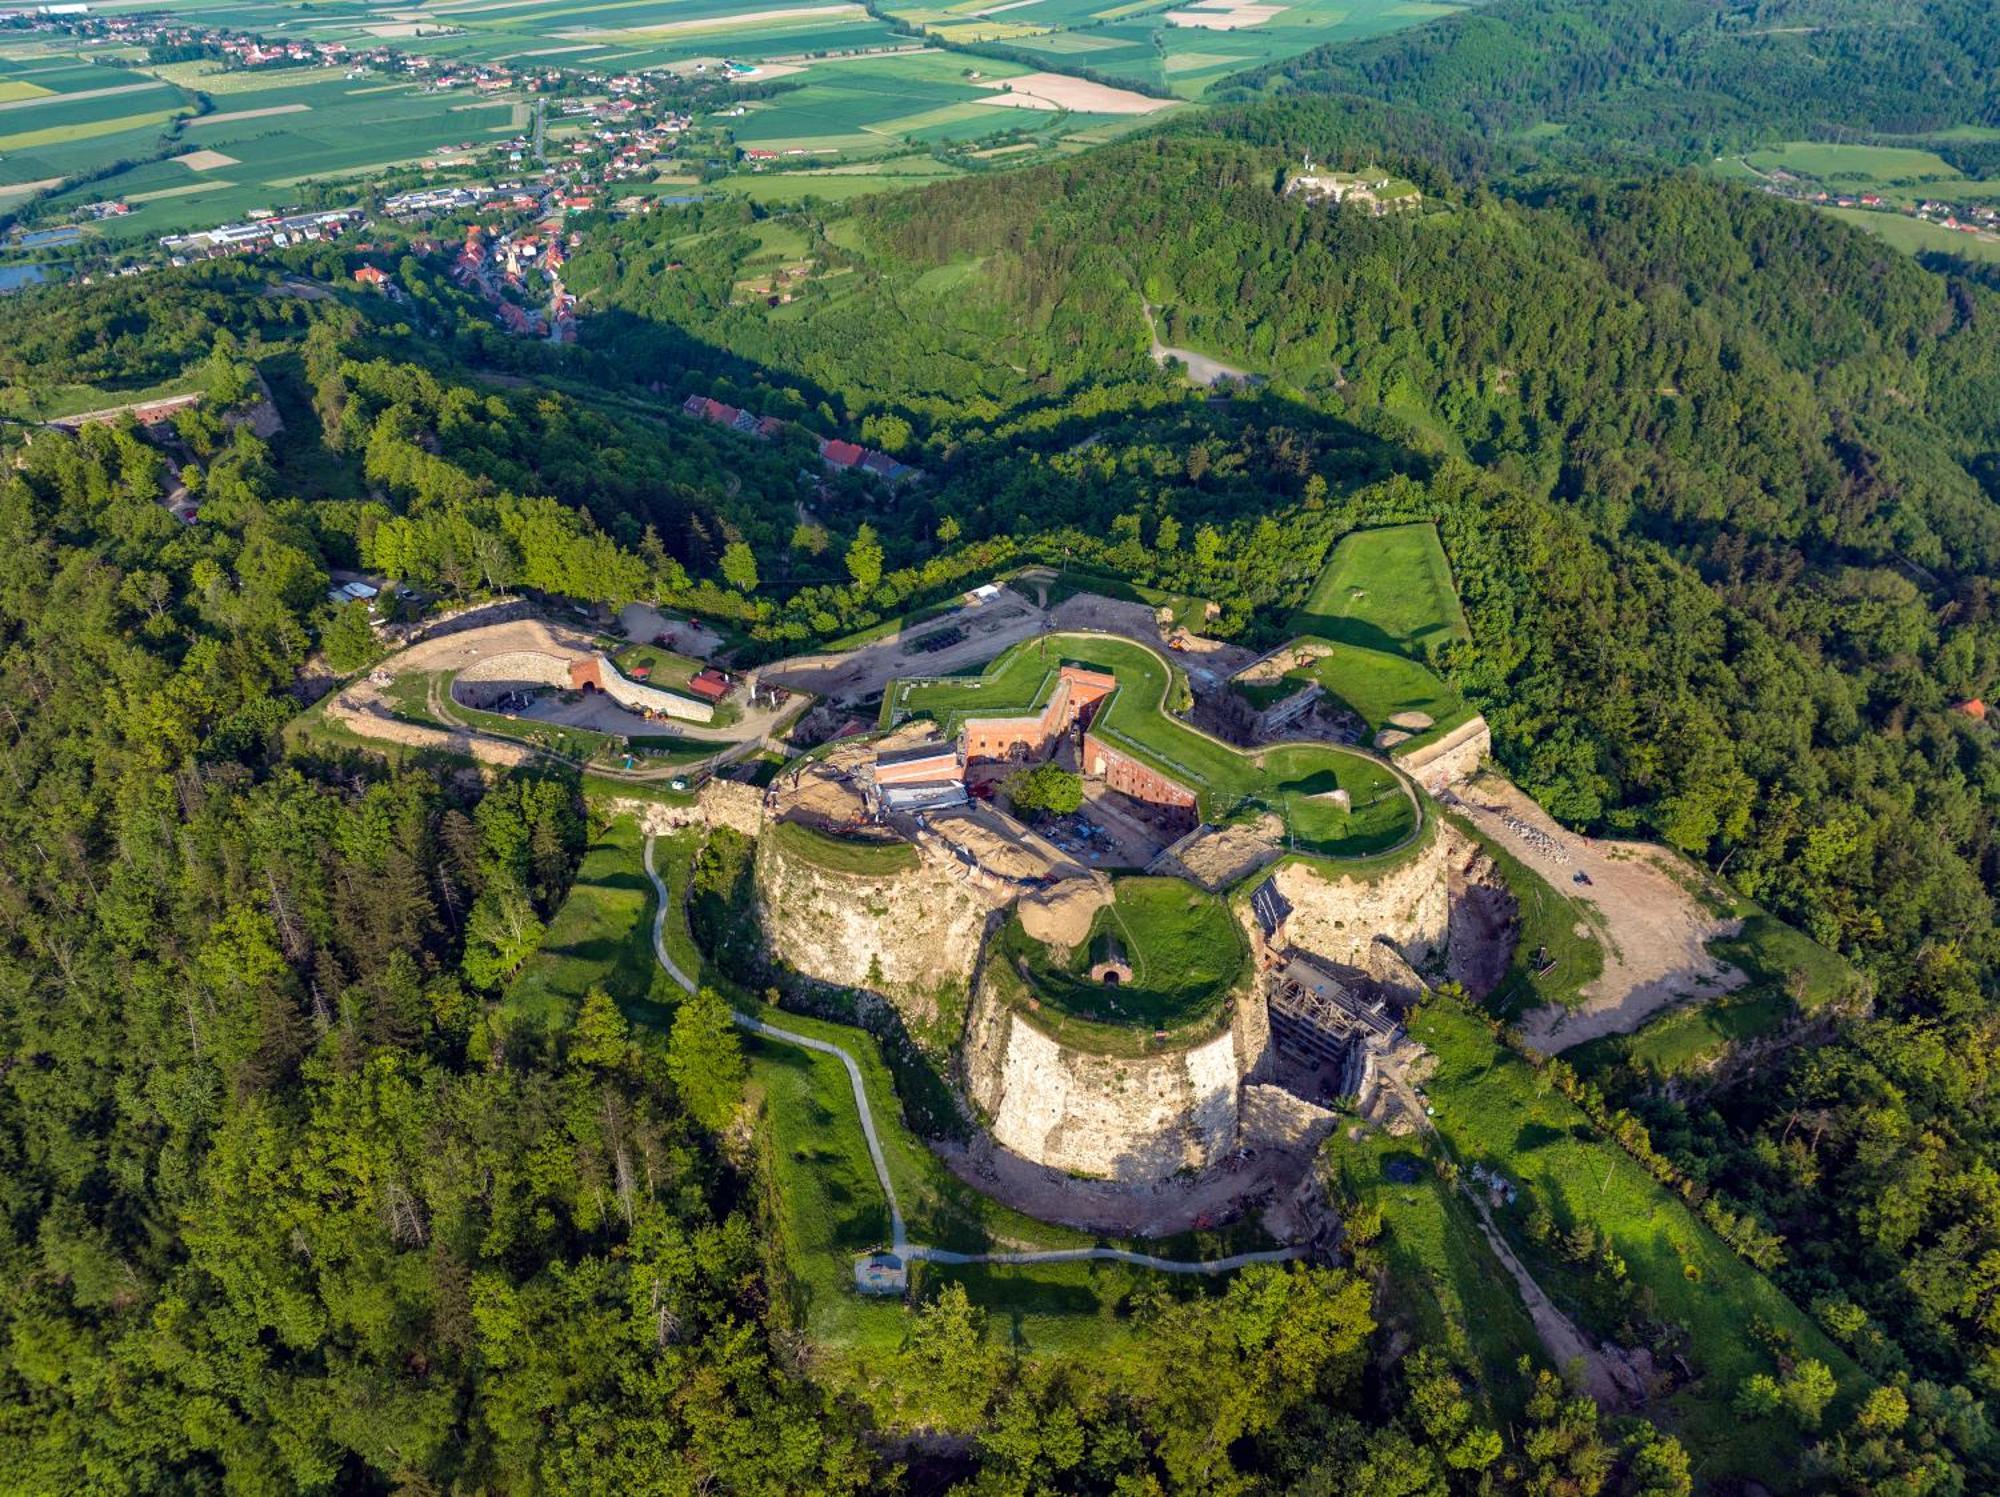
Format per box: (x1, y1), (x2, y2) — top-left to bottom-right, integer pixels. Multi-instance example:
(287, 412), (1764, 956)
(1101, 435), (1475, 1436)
(1446, 774), (1744, 1051)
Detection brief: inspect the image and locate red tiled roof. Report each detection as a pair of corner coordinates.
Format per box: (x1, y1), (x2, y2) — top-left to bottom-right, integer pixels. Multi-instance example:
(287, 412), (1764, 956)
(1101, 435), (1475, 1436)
(821, 438), (864, 468)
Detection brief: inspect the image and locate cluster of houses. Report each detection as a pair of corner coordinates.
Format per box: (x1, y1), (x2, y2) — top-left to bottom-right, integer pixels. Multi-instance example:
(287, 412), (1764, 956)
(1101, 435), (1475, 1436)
(1754, 170), (2000, 244)
(678, 394), (926, 484)
(159, 207), (362, 258)
(451, 222), (576, 342)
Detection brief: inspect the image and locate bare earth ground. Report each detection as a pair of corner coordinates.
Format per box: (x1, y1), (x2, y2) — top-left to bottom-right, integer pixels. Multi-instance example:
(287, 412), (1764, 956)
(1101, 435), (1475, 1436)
(1446, 774), (1744, 1051)
(975, 72), (1175, 114)
(327, 616), (794, 764)
(761, 591), (1047, 704)
(617, 601), (723, 658)
(1047, 592), (1258, 684)
(935, 1129), (1314, 1240)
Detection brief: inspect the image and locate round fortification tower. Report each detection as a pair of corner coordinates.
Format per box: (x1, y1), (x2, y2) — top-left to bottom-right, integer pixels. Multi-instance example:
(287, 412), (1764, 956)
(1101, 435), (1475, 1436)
(959, 876), (1270, 1183)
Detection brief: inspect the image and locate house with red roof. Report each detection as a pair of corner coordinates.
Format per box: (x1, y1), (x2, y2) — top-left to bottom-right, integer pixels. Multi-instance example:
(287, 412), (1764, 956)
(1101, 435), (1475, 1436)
(820, 437), (865, 470)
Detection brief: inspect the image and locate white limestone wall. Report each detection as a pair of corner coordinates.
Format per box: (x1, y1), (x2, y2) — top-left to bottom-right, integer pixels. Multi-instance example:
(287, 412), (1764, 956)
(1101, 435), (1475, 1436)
(752, 828), (988, 1010)
(1267, 824), (1453, 966)
(454, 650), (573, 687)
(1395, 714), (1490, 794)
(595, 657), (715, 724)
(962, 978), (1254, 1182)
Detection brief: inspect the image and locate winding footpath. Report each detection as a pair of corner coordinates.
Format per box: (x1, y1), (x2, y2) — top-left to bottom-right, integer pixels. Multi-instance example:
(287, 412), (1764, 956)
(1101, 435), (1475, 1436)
(641, 834), (1306, 1277)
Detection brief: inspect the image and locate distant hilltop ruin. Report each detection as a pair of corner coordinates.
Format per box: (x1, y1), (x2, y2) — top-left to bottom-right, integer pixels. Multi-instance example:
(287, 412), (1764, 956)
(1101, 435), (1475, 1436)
(1284, 162), (1422, 216)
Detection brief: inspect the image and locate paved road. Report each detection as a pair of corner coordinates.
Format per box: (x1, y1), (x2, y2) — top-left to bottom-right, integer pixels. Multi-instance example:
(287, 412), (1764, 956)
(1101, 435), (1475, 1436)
(641, 834), (1307, 1276)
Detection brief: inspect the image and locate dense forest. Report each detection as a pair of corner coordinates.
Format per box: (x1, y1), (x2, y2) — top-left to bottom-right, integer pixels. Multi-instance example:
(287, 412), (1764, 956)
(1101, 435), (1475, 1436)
(1230, 0), (2000, 165)
(6, 50), (2000, 1491)
(0, 274), (1732, 1491)
(565, 104), (2000, 1440)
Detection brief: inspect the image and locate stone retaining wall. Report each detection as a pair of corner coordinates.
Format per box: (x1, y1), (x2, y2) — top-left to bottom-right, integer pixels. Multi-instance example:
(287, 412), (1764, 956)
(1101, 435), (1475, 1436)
(961, 974), (1263, 1182)
(751, 824), (988, 1018)
(1263, 824), (1455, 967)
(1394, 714), (1490, 793)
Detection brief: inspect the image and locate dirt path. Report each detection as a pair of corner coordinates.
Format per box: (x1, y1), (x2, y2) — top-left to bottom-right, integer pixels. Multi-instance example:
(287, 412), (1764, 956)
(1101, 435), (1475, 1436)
(1465, 1192), (1628, 1408)
(1445, 774), (1744, 1052)
(1379, 1065), (1630, 1409)
(641, 833), (1307, 1273)
(326, 614), (801, 770)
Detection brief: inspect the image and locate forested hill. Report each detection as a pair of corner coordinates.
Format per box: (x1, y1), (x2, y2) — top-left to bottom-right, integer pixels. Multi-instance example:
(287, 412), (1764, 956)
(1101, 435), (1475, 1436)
(568, 128), (2000, 1420)
(1222, 0), (2000, 162)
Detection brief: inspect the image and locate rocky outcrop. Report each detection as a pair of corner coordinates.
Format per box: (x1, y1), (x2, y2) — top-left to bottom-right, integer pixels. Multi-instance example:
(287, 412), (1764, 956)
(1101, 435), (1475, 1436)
(625, 778), (767, 838)
(961, 975), (1265, 1183)
(1395, 714), (1490, 793)
(752, 827), (988, 1014)
(1265, 825), (1454, 967)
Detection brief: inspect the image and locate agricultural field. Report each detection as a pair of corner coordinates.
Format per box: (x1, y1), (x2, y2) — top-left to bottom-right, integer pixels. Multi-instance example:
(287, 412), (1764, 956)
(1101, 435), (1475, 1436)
(1290, 521), (1469, 662)
(0, 47), (195, 192)
(91, 0), (910, 70)
(1712, 140), (2000, 263)
(33, 64), (526, 243)
(881, 0), (1476, 97)
(718, 49), (1176, 160)
(887, 631), (1421, 853)
(1727, 139), (2000, 206)
(1822, 205), (2000, 264)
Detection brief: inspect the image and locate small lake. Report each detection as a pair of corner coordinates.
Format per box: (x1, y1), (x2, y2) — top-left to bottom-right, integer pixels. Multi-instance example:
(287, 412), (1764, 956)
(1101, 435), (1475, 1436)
(0, 264), (47, 293)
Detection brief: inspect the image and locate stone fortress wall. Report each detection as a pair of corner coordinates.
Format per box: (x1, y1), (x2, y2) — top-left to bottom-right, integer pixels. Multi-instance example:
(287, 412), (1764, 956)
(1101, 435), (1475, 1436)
(569, 652), (715, 724)
(960, 973), (1271, 1183)
(1395, 715), (1491, 794)
(1262, 823), (1455, 967)
(751, 821), (991, 1007)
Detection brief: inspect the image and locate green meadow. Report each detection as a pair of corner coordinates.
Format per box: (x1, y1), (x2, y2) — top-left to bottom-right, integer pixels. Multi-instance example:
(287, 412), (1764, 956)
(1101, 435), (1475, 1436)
(1291, 521), (1470, 662)
(1414, 994), (1869, 1475)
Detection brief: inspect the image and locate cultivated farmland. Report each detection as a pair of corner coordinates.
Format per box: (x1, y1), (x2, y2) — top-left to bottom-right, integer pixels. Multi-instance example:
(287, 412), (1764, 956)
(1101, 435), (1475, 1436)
(36, 65), (525, 242)
(880, 0), (1476, 97)
(0, 48), (195, 190)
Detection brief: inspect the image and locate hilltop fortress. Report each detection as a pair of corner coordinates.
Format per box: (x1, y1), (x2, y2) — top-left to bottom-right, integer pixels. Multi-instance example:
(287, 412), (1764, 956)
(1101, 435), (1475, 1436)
(712, 614), (1502, 1207)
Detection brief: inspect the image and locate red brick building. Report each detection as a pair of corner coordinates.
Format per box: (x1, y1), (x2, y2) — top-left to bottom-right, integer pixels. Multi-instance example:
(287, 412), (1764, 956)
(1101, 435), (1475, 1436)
(962, 666), (1117, 763)
(1083, 734), (1199, 828)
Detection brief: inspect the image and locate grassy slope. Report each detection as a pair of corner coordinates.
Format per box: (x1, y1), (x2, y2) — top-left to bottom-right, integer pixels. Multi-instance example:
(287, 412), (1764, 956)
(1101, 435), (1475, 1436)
(1240, 637), (1478, 757)
(1291, 522), (1470, 661)
(644, 823), (1260, 1363)
(1324, 1127), (1543, 1426)
(504, 816), (674, 1031)
(766, 816), (919, 873)
(1416, 997), (1867, 1470)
